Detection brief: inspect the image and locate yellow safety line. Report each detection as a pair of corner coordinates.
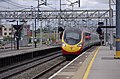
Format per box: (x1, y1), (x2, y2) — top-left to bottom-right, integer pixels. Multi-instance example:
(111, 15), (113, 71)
(116, 38), (120, 42)
(83, 46), (100, 79)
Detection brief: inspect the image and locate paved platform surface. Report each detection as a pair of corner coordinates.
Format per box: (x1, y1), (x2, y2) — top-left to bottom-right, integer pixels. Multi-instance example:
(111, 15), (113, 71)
(87, 46), (120, 79)
(49, 46), (119, 79)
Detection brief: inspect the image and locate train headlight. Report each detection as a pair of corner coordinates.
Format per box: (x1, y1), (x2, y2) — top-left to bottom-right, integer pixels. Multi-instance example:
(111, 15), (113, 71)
(62, 43), (66, 47)
(77, 43), (82, 47)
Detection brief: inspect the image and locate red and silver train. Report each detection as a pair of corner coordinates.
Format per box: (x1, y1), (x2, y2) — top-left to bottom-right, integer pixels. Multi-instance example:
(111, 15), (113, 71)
(61, 27), (100, 58)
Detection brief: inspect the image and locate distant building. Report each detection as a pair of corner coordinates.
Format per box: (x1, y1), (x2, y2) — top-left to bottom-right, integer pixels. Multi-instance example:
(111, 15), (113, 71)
(2, 24), (12, 37)
(0, 24), (31, 38)
(0, 25), (4, 40)
(0, 24), (15, 41)
(23, 25), (32, 37)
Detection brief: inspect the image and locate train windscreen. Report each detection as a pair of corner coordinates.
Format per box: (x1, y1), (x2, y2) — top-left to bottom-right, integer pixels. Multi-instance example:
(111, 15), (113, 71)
(64, 31), (81, 45)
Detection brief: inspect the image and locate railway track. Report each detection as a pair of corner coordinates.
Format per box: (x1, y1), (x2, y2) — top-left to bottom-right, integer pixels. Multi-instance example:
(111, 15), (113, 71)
(31, 60), (68, 79)
(30, 46), (97, 79)
(0, 46), (97, 79)
(0, 51), (63, 79)
(9, 56), (67, 79)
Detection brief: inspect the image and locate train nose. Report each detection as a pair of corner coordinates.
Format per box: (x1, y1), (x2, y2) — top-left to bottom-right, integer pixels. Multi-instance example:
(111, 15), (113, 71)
(67, 46), (81, 52)
(62, 44), (82, 53)
(70, 47), (74, 50)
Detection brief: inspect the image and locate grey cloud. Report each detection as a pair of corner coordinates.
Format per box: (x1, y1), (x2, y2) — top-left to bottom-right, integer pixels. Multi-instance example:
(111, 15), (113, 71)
(91, 0), (116, 4)
(0, 0), (112, 10)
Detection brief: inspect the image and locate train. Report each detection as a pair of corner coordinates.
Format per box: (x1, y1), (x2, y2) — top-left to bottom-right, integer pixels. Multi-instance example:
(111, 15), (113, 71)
(61, 27), (100, 59)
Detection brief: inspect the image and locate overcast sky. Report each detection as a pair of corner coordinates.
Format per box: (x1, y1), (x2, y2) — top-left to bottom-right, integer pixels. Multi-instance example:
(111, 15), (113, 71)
(0, 0), (116, 10)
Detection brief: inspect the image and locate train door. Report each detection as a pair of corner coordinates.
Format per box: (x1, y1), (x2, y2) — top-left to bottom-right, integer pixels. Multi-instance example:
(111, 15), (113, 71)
(85, 33), (91, 47)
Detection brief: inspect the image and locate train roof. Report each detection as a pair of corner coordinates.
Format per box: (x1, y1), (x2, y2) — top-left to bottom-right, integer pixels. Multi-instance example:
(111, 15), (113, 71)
(64, 26), (98, 34)
(64, 27), (89, 32)
(65, 27), (82, 31)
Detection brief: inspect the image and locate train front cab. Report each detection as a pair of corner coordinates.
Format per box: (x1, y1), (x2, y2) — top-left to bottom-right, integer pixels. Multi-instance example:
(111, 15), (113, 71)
(61, 29), (84, 59)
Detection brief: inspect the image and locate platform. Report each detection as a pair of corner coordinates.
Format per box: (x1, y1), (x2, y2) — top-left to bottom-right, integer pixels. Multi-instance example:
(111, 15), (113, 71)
(49, 46), (120, 79)
(0, 45), (60, 59)
(86, 46), (120, 79)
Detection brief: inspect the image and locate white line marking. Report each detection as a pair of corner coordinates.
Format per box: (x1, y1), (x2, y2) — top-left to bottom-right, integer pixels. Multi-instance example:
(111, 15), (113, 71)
(48, 51), (87, 79)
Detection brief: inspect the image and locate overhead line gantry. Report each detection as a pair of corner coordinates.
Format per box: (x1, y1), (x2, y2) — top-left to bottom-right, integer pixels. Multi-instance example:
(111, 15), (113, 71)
(0, 10), (110, 19)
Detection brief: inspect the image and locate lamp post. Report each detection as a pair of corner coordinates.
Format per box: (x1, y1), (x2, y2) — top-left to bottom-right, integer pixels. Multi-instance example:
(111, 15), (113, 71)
(11, 24), (13, 50)
(34, 18), (37, 48)
(40, 20), (42, 46)
(78, 0), (80, 7)
(30, 6), (35, 48)
(109, 0), (113, 50)
(33, 0), (40, 48)
(58, 0), (62, 41)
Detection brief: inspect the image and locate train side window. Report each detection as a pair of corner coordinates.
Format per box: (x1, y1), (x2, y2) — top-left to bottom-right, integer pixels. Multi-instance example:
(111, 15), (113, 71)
(85, 33), (91, 41)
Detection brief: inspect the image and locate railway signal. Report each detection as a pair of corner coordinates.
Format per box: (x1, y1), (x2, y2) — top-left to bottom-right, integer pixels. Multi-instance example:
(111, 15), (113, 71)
(58, 27), (64, 33)
(96, 27), (102, 35)
(96, 27), (103, 45)
(13, 25), (22, 50)
(58, 27), (64, 39)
